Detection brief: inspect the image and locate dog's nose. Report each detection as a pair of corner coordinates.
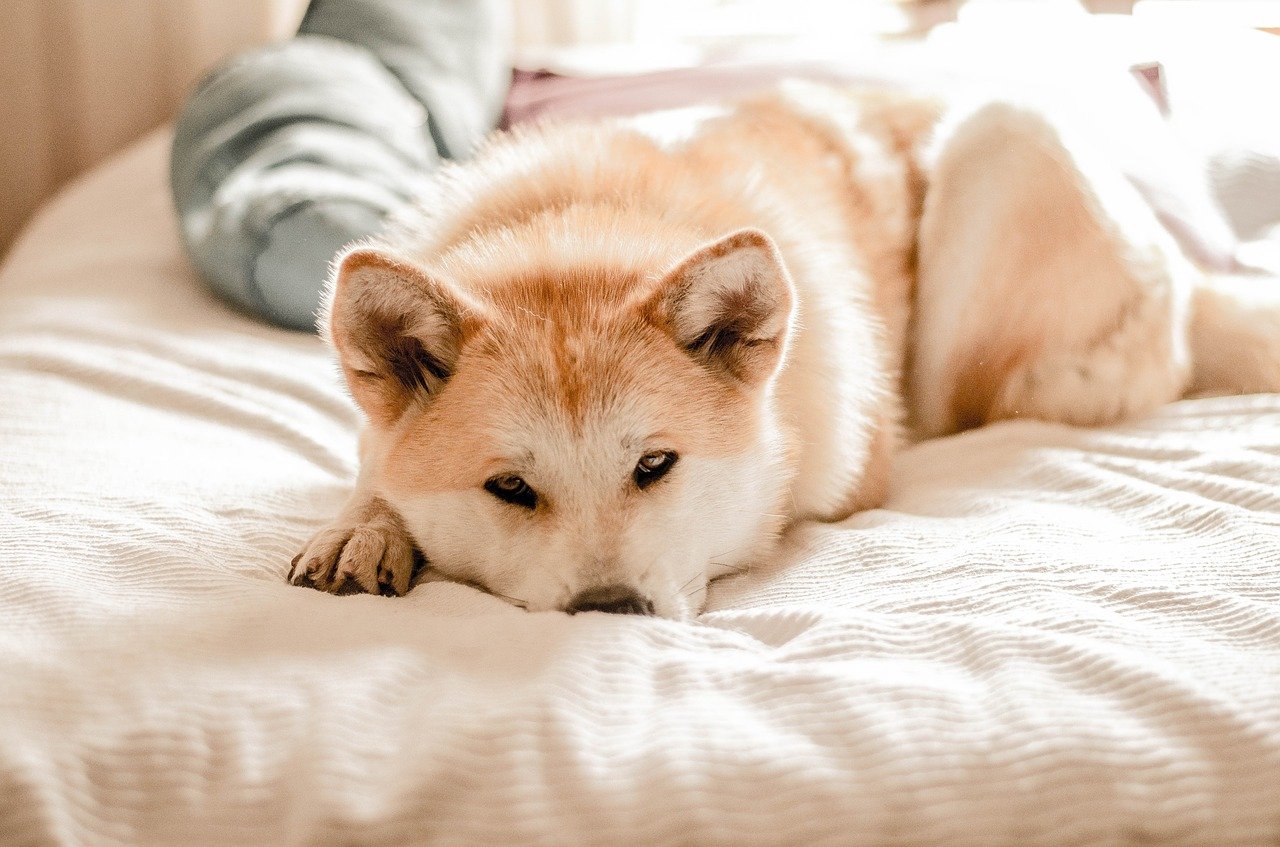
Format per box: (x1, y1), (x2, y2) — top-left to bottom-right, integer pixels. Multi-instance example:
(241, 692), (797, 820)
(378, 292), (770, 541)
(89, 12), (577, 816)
(565, 584), (655, 616)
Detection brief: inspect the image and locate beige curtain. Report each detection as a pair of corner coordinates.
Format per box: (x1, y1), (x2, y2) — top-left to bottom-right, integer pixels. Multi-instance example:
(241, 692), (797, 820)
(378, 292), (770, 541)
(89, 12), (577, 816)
(0, 0), (308, 258)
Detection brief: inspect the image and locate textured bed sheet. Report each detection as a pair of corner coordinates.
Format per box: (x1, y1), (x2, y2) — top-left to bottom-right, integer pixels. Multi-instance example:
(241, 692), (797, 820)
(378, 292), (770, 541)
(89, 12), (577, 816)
(1, 133), (1279, 846)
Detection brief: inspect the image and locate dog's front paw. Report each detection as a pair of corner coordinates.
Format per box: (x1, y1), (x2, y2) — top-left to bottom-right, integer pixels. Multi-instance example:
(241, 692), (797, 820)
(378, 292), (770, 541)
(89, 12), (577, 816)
(288, 498), (417, 596)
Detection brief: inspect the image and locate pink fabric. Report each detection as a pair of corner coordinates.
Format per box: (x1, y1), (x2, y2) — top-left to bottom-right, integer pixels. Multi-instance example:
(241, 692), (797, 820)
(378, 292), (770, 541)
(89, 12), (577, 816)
(503, 63), (908, 127)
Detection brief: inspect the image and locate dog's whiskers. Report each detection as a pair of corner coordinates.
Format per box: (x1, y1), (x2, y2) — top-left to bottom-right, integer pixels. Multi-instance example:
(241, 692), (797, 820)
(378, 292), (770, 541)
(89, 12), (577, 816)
(490, 591), (529, 609)
(682, 582), (704, 602)
(675, 570), (704, 596)
(461, 578), (530, 610)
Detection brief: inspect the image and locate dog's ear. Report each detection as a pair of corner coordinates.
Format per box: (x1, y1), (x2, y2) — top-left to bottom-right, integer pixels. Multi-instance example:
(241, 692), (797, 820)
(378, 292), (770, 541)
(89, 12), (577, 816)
(326, 248), (483, 425)
(643, 228), (794, 386)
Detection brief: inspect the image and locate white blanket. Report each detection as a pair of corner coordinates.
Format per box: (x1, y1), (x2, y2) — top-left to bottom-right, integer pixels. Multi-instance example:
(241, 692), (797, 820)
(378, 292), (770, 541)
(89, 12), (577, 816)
(1, 133), (1278, 847)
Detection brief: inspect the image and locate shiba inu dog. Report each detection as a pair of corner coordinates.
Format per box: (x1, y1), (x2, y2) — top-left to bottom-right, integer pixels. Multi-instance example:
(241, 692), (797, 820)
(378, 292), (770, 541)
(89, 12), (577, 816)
(288, 82), (1280, 618)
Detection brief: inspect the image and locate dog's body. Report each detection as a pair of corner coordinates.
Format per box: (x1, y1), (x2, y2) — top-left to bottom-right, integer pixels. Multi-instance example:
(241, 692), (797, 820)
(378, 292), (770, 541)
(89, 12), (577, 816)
(289, 82), (1280, 617)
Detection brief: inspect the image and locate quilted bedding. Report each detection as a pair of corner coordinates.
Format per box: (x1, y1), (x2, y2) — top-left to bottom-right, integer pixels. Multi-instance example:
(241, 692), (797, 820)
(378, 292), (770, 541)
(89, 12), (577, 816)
(2, 127), (1280, 845)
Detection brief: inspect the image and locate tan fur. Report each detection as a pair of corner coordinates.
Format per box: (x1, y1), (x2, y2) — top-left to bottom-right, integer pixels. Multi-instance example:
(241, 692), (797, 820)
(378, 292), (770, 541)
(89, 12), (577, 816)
(1189, 275), (1280, 395)
(290, 84), (1280, 617)
(836, 410), (898, 517)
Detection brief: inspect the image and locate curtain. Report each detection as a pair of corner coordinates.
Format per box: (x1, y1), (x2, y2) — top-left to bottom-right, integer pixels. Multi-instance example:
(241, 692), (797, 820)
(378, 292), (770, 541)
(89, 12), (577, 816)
(0, 0), (308, 256)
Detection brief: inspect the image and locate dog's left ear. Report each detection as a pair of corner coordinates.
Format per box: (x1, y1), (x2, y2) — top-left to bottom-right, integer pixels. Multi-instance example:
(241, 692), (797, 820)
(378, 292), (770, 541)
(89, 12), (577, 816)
(643, 228), (795, 386)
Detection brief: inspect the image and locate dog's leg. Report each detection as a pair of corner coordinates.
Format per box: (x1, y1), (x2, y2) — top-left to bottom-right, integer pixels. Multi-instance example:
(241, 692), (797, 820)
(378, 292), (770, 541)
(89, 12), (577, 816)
(289, 244), (475, 597)
(288, 435), (418, 596)
(909, 100), (1194, 437)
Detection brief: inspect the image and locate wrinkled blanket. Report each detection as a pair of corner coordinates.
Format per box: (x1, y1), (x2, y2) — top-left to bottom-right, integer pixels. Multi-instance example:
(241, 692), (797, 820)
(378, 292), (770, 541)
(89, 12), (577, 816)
(1, 132), (1278, 846)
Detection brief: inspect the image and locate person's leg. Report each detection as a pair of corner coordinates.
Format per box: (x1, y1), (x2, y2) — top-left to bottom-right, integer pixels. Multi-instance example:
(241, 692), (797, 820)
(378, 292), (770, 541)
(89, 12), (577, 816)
(170, 0), (510, 330)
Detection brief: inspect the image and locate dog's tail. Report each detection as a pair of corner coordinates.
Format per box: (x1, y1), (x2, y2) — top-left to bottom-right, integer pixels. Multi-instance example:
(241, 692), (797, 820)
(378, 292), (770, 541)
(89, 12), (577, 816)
(1189, 272), (1280, 395)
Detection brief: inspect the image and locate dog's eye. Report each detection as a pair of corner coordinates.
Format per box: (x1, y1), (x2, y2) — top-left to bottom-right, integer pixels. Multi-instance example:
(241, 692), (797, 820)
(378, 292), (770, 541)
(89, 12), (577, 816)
(484, 474), (538, 510)
(634, 450), (678, 489)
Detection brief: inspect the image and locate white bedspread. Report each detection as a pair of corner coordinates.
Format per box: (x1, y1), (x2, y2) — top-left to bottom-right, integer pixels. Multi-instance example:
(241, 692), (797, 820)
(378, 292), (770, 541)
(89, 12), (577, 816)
(1, 133), (1278, 847)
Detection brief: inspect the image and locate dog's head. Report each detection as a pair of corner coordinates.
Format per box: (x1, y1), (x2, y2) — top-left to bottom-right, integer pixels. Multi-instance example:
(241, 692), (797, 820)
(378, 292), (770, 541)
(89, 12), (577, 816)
(325, 227), (795, 618)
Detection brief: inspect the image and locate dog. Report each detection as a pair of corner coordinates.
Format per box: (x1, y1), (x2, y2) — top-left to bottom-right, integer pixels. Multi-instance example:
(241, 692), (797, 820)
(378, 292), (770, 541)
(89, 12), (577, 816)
(287, 81), (1280, 618)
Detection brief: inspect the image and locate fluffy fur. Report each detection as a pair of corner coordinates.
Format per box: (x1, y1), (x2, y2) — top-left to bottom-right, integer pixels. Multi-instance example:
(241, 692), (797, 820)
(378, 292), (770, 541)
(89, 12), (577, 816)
(288, 82), (1280, 618)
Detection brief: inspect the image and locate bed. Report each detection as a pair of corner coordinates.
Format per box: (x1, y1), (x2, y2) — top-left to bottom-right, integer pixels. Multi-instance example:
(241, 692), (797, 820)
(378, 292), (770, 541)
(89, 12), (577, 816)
(2, 47), (1280, 847)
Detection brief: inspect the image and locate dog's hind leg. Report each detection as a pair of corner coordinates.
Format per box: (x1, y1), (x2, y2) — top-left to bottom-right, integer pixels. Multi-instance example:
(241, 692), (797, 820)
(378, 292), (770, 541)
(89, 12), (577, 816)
(908, 100), (1194, 438)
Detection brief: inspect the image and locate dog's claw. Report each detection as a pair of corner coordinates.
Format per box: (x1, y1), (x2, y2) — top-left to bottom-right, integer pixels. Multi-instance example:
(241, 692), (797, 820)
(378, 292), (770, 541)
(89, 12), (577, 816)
(287, 552), (305, 583)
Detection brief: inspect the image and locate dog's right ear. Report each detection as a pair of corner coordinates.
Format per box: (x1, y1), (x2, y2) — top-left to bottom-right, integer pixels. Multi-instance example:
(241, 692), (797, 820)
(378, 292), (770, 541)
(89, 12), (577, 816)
(326, 248), (482, 425)
(642, 228), (795, 387)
